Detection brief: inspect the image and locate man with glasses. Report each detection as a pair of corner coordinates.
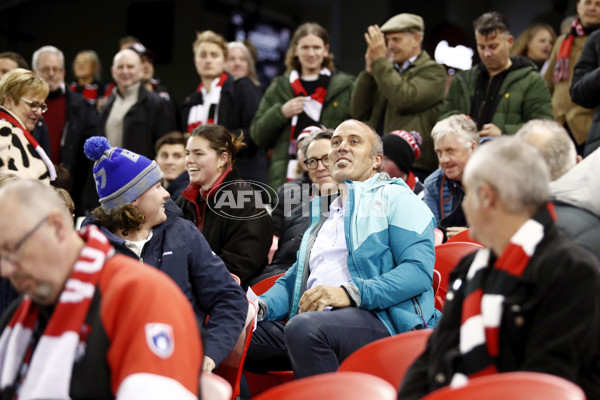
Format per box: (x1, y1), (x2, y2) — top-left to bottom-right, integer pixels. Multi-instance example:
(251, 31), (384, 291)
(0, 179), (202, 399)
(32, 45), (100, 216)
(244, 119), (440, 378)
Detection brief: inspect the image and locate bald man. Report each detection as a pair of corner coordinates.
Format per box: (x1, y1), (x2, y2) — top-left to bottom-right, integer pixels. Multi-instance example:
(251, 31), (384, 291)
(100, 49), (176, 159)
(245, 119), (440, 378)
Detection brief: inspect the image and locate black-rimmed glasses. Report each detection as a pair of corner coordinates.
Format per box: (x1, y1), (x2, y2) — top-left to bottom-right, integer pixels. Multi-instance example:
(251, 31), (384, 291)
(304, 155), (330, 170)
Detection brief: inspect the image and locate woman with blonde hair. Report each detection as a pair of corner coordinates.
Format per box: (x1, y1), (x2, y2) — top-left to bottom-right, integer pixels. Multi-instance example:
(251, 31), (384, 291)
(0, 69), (55, 183)
(511, 24), (556, 74)
(250, 22), (355, 191)
(181, 30), (267, 184)
(176, 124), (272, 289)
(225, 41), (261, 87)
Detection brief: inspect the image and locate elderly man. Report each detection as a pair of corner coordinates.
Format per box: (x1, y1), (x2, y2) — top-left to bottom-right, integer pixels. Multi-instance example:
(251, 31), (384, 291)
(244, 119), (439, 378)
(31, 45), (100, 215)
(439, 11), (553, 137)
(100, 49), (176, 159)
(515, 119), (600, 261)
(423, 115), (479, 240)
(350, 13), (447, 179)
(399, 136), (600, 400)
(0, 180), (201, 398)
(545, 0), (600, 154)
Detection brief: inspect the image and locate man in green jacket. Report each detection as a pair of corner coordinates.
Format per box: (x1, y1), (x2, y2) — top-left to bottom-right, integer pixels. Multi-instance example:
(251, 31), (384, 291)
(439, 11), (553, 137)
(350, 13), (447, 178)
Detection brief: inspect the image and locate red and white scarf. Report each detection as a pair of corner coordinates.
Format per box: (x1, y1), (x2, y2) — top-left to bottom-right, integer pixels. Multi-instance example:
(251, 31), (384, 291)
(553, 18), (587, 83)
(186, 73), (228, 133)
(450, 206), (554, 387)
(288, 68), (330, 155)
(0, 107), (57, 181)
(0, 225), (114, 399)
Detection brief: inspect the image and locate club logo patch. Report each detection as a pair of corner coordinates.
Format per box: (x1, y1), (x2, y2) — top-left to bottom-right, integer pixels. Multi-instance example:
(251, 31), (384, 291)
(145, 323), (174, 358)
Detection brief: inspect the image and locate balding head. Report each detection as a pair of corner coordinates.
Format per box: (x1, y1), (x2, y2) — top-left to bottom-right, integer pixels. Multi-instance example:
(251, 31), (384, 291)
(329, 120), (383, 184)
(111, 49), (143, 92)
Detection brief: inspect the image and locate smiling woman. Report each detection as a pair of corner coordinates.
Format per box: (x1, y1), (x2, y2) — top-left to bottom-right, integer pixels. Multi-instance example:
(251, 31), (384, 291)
(0, 68), (55, 183)
(176, 124), (273, 289)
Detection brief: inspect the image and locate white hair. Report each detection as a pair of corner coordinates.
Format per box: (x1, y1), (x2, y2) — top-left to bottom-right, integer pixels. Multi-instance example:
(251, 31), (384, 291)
(464, 136), (550, 213)
(32, 45), (65, 72)
(515, 119), (577, 181)
(432, 114), (480, 148)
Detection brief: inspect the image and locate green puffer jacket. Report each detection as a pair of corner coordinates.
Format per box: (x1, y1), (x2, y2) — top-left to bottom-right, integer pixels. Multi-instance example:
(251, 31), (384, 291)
(250, 71), (354, 191)
(439, 57), (553, 134)
(350, 52), (447, 173)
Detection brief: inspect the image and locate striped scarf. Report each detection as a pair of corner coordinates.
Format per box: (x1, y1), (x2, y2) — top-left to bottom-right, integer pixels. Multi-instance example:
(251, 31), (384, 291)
(0, 225), (113, 399)
(186, 73), (228, 133)
(553, 18), (587, 83)
(450, 206), (553, 387)
(288, 68), (331, 155)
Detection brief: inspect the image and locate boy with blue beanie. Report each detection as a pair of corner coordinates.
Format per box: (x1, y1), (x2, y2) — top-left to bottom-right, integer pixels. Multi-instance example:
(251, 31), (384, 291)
(83, 136), (248, 373)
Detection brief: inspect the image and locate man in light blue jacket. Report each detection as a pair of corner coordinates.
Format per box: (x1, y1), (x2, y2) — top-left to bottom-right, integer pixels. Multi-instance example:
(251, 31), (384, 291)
(244, 120), (440, 378)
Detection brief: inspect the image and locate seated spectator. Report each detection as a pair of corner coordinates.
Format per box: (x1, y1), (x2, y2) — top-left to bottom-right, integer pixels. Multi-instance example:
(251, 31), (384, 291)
(516, 119), (599, 262)
(510, 24), (556, 74)
(82, 136), (247, 373)
(155, 131), (189, 199)
(382, 130), (425, 197)
(244, 120), (439, 378)
(550, 147), (600, 262)
(0, 68), (55, 183)
(176, 125), (272, 289)
(70, 50), (105, 107)
(423, 115), (479, 240)
(516, 119), (578, 180)
(251, 128), (338, 285)
(399, 136), (600, 400)
(0, 180), (202, 398)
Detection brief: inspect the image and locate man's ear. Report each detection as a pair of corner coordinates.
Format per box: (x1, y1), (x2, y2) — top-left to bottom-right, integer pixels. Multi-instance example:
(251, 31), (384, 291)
(478, 182), (497, 210)
(373, 153), (383, 171)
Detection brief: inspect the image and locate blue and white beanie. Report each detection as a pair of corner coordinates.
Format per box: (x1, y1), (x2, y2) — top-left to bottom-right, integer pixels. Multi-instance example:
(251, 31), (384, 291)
(84, 137), (163, 211)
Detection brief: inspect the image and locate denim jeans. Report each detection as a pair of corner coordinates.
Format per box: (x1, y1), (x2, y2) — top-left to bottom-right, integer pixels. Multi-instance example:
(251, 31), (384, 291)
(244, 307), (390, 378)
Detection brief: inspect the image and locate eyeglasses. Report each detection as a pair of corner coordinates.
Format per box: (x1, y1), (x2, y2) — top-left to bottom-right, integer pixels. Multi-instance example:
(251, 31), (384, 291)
(304, 154), (330, 170)
(0, 216), (48, 269)
(20, 97), (48, 114)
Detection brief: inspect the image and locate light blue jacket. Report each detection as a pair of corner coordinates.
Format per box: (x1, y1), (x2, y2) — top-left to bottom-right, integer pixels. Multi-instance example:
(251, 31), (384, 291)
(261, 173), (441, 335)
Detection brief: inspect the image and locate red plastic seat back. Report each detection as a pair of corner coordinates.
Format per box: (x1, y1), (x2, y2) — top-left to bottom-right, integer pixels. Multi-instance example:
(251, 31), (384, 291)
(445, 228), (481, 245)
(435, 242), (483, 296)
(421, 371), (585, 400)
(253, 371), (396, 400)
(214, 301), (257, 400)
(338, 329), (433, 388)
(250, 273), (285, 296)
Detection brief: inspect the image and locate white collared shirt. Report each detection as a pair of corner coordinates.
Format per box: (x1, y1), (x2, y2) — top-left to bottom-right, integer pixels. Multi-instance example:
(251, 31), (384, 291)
(307, 196), (352, 291)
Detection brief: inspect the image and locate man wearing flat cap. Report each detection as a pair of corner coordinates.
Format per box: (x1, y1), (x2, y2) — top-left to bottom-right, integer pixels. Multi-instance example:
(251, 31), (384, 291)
(350, 13), (446, 181)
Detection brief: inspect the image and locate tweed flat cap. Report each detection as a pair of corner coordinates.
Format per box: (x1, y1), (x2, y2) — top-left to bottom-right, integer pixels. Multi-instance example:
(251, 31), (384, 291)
(380, 13), (424, 34)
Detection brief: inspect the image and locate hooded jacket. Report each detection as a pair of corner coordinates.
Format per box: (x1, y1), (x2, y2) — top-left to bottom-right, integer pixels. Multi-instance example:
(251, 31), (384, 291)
(261, 173), (441, 334)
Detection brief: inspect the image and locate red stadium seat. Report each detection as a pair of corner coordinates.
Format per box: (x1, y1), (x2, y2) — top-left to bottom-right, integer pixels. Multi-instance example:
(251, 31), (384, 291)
(421, 371), (585, 400)
(338, 329), (433, 388)
(253, 372), (396, 400)
(434, 242), (483, 309)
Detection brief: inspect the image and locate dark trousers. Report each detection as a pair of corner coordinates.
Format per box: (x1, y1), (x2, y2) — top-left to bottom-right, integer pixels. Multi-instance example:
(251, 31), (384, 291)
(244, 308), (390, 378)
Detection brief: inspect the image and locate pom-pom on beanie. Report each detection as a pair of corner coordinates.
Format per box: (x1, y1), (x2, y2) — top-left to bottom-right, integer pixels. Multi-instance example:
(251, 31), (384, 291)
(84, 137), (163, 211)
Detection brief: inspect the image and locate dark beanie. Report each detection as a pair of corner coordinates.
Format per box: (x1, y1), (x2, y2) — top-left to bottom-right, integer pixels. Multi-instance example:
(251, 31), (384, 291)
(382, 130), (422, 174)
